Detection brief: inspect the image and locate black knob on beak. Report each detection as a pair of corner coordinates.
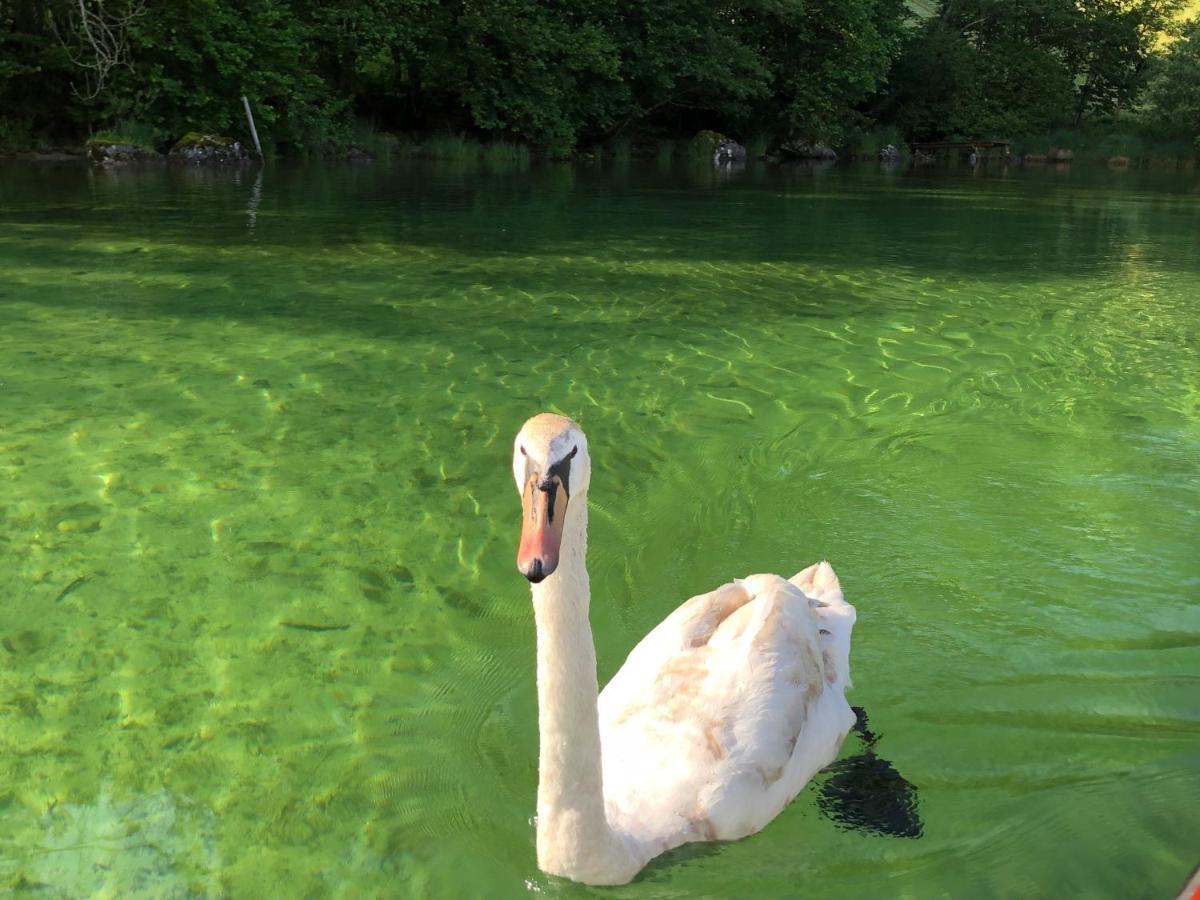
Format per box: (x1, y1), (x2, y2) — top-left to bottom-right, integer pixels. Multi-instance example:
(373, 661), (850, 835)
(523, 558), (545, 583)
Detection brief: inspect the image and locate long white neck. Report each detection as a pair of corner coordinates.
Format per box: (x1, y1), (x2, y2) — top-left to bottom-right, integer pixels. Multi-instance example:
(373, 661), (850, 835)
(530, 493), (639, 885)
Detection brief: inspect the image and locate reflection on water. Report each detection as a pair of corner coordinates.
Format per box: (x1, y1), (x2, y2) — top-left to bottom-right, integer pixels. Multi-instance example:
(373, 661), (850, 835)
(0, 159), (1198, 897)
(816, 707), (923, 839)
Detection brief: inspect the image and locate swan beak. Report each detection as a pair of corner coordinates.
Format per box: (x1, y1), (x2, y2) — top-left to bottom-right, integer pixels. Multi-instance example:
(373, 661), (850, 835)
(518, 473), (568, 583)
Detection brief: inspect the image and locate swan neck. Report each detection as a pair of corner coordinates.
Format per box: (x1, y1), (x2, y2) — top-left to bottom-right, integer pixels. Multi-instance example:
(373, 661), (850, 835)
(530, 497), (637, 883)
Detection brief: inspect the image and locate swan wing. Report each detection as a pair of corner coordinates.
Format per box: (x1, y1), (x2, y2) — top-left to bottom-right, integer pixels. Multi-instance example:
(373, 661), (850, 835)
(598, 563), (856, 852)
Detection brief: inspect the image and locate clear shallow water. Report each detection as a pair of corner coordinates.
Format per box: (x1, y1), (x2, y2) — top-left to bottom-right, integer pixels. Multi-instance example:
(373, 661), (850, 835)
(0, 159), (1197, 898)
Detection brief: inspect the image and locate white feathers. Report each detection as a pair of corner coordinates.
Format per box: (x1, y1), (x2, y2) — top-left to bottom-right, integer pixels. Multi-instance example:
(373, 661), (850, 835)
(597, 565), (857, 858)
(791, 561), (856, 690)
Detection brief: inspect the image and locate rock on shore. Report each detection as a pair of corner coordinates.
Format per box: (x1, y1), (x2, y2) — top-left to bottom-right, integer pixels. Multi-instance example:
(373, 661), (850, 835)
(168, 133), (249, 164)
(714, 139), (746, 165)
(86, 141), (162, 166)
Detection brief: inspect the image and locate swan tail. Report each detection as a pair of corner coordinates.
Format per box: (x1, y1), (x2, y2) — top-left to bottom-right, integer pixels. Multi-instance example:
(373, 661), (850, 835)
(789, 560), (843, 605)
(790, 561), (856, 691)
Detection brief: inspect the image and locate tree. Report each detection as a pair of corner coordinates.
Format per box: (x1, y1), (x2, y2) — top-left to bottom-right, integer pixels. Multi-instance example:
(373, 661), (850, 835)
(1066, 0), (1186, 124)
(1145, 15), (1200, 147)
(876, 1), (1077, 139)
(875, 19), (983, 139)
(444, 0), (627, 152)
(876, 0), (1185, 140)
(51, 0), (146, 101)
(745, 0), (906, 141)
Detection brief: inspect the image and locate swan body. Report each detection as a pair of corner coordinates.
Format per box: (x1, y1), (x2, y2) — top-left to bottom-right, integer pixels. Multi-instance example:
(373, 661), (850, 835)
(514, 413), (857, 885)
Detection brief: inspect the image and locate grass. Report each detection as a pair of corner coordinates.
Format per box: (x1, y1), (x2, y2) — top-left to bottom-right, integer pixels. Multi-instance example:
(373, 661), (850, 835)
(349, 121), (420, 161)
(423, 133), (477, 161)
(481, 140), (530, 171)
(89, 120), (168, 152)
(343, 127), (532, 169)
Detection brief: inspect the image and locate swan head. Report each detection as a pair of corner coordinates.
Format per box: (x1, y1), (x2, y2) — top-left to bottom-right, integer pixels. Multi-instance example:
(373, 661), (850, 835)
(513, 413), (590, 583)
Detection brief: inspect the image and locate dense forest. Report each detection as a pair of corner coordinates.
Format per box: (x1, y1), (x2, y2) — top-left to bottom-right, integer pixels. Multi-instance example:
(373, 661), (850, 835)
(1, 0), (1198, 158)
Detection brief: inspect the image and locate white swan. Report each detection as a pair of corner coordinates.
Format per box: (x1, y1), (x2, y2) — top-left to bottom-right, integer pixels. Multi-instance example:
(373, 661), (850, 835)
(513, 413), (858, 885)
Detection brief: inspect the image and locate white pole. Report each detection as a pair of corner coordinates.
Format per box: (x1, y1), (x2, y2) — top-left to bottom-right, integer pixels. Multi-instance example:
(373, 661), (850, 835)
(241, 95), (263, 158)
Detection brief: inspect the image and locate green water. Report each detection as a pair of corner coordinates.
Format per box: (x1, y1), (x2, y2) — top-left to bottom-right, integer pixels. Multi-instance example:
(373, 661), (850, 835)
(1, 160), (1197, 898)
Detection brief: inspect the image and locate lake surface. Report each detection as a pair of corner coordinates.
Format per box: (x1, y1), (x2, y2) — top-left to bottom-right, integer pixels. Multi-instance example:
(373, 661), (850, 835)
(1, 158), (1197, 898)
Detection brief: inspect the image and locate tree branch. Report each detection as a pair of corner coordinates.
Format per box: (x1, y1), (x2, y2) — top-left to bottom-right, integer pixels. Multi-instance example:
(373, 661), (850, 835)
(52, 0), (147, 102)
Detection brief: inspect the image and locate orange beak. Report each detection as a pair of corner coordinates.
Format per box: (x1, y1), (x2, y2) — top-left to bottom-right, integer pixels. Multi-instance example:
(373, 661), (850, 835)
(517, 472), (568, 582)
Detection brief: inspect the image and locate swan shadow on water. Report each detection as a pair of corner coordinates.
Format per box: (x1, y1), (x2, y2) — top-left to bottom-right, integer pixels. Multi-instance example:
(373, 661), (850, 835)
(815, 706), (923, 839)
(637, 706), (923, 880)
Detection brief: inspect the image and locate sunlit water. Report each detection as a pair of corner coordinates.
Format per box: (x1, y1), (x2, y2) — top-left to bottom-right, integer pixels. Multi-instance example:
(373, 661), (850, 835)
(1, 159), (1197, 898)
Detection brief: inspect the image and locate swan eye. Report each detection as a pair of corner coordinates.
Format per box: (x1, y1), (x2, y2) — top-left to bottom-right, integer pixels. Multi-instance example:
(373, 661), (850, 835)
(519, 445), (527, 457)
(545, 446), (578, 494)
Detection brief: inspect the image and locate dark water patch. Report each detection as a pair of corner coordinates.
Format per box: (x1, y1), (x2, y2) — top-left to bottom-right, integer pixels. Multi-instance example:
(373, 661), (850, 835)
(816, 707), (923, 839)
(2, 630), (43, 656)
(1068, 632), (1200, 652)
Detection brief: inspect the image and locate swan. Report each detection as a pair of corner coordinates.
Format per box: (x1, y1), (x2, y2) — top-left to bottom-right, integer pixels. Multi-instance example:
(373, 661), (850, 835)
(513, 412), (858, 885)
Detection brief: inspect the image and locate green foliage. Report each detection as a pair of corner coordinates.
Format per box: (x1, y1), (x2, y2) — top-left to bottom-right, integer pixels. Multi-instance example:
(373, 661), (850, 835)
(0, 0), (907, 154)
(1065, 0), (1185, 124)
(0, 0), (1189, 157)
(126, 1), (349, 151)
(880, 4), (1075, 139)
(1144, 17), (1200, 147)
(1, 2), (77, 141)
(877, 0), (1187, 141)
(449, 0), (626, 154)
(742, 0), (907, 142)
(0, 116), (35, 152)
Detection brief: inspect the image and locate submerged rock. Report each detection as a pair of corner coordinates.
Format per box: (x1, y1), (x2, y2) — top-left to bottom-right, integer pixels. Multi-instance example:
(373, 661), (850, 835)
(169, 132), (249, 165)
(86, 141), (162, 167)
